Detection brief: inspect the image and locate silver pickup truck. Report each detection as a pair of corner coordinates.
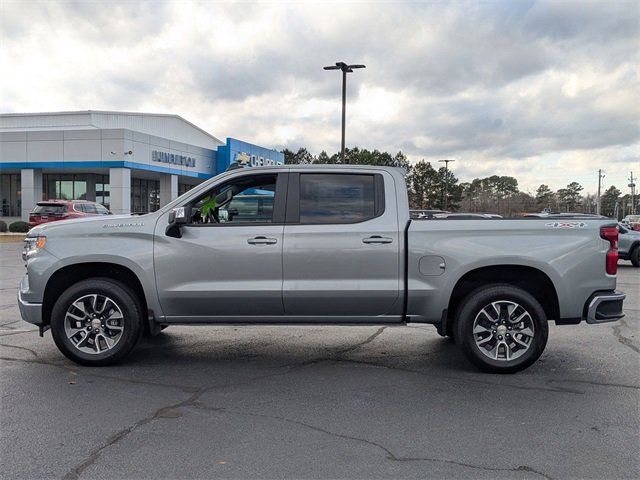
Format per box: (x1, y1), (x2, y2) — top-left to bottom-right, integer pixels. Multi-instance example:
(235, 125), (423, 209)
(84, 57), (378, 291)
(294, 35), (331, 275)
(18, 165), (626, 373)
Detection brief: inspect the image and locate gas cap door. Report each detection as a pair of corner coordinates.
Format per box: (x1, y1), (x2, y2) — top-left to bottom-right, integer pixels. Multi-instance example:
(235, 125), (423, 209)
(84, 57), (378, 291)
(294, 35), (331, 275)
(419, 255), (446, 276)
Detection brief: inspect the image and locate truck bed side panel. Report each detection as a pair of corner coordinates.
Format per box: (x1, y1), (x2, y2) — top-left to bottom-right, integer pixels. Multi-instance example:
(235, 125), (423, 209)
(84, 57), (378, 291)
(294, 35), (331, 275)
(406, 219), (616, 322)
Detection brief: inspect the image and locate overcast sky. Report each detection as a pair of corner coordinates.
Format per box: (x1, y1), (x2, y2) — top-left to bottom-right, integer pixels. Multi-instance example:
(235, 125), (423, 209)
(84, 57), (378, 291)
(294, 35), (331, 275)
(1, 0), (638, 193)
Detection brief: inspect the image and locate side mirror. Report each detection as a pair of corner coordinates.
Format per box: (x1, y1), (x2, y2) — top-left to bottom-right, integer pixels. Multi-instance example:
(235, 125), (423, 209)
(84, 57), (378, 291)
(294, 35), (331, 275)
(166, 206), (190, 238)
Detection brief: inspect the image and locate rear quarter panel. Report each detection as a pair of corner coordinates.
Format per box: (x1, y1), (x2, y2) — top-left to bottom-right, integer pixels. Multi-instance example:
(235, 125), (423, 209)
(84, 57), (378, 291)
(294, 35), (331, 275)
(407, 219), (616, 322)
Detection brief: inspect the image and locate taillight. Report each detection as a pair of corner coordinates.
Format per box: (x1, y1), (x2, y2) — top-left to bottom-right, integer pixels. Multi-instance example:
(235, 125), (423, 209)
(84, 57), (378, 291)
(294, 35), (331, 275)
(600, 226), (618, 275)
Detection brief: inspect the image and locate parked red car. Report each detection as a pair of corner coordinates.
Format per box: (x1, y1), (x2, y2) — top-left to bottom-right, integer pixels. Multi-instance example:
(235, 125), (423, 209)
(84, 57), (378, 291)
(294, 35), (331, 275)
(28, 200), (111, 227)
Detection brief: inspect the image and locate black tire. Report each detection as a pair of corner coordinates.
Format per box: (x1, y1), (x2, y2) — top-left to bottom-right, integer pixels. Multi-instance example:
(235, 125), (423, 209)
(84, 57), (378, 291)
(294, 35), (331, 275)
(50, 278), (143, 366)
(454, 284), (548, 374)
(631, 246), (640, 267)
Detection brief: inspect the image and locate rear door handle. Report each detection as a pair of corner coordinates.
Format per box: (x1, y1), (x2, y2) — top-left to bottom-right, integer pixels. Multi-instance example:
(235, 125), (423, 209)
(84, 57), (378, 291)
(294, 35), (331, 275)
(363, 235), (393, 244)
(247, 236), (278, 245)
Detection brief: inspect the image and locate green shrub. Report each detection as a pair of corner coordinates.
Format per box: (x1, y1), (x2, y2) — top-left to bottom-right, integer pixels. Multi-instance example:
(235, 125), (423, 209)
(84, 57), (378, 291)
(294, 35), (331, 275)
(9, 221), (30, 233)
(0, 220), (7, 232)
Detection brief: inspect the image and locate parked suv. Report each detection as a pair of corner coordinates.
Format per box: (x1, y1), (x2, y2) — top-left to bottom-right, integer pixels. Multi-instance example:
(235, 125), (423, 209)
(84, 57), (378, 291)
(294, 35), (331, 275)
(618, 223), (640, 267)
(28, 200), (110, 227)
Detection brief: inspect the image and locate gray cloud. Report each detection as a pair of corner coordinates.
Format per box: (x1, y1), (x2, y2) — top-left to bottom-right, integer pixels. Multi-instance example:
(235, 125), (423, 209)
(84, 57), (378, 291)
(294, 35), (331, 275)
(0, 0), (637, 190)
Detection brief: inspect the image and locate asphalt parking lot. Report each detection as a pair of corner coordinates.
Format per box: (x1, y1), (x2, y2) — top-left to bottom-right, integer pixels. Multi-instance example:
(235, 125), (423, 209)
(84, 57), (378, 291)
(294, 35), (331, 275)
(1, 238), (638, 480)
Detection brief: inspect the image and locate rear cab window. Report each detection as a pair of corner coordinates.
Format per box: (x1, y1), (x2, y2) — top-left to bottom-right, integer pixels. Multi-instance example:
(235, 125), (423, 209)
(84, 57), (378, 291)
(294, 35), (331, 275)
(288, 173), (384, 224)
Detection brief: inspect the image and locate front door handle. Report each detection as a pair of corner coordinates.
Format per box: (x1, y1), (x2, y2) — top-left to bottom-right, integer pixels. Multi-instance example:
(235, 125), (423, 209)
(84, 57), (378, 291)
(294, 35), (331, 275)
(362, 235), (393, 244)
(247, 236), (278, 245)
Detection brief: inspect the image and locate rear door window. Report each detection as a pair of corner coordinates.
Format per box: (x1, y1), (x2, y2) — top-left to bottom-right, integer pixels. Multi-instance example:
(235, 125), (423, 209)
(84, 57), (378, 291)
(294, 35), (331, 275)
(82, 204), (98, 214)
(298, 174), (378, 224)
(95, 204), (110, 215)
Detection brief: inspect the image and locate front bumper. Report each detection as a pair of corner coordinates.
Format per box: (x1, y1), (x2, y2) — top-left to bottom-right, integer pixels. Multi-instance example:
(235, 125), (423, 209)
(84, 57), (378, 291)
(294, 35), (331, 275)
(18, 289), (43, 326)
(585, 291), (626, 324)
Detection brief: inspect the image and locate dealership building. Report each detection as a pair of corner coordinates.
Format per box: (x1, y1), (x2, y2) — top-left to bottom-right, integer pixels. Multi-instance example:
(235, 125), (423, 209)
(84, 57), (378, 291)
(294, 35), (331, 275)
(0, 111), (284, 220)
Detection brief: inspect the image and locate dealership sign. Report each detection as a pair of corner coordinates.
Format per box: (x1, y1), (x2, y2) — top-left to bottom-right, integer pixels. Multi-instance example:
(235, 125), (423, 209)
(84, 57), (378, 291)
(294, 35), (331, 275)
(152, 150), (196, 168)
(234, 152), (280, 167)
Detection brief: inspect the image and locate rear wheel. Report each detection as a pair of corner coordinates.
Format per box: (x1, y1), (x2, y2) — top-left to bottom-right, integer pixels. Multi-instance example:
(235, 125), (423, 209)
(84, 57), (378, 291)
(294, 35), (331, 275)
(50, 278), (143, 366)
(454, 284), (548, 373)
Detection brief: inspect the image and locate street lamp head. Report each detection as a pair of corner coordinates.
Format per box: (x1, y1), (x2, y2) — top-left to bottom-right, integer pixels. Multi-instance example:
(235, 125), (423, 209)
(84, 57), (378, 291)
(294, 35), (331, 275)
(323, 62), (366, 72)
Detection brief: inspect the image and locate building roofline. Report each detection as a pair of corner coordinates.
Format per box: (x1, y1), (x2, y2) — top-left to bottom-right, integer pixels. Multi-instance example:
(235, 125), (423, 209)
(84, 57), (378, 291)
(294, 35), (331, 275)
(0, 110), (223, 145)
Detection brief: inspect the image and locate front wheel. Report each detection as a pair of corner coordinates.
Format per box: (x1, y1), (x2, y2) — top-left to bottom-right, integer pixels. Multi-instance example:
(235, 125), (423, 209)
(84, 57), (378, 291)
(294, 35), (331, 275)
(454, 284), (548, 373)
(50, 278), (143, 366)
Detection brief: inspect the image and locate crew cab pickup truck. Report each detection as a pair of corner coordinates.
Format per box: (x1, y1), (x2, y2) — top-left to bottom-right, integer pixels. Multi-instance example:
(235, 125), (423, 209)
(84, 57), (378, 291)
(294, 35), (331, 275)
(18, 166), (626, 372)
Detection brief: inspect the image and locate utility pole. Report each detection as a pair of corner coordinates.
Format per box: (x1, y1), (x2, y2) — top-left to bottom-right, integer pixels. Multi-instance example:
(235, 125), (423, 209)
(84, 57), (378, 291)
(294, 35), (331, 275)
(597, 169), (605, 215)
(438, 159), (455, 210)
(323, 62), (366, 164)
(629, 171), (636, 215)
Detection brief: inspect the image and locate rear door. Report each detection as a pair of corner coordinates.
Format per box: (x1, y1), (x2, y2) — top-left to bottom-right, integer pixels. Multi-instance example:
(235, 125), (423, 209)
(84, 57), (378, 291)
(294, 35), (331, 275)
(282, 171), (401, 319)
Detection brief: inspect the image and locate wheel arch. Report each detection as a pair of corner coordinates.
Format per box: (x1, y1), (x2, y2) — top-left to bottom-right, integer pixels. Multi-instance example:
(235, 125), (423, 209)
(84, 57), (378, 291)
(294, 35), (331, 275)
(446, 265), (560, 335)
(42, 263), (150, 331)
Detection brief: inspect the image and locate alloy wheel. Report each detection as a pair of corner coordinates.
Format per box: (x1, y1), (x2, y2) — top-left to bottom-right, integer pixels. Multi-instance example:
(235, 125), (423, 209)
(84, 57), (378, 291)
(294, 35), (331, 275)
(472, 301), (535, 361)
(63, 294), (125, 354)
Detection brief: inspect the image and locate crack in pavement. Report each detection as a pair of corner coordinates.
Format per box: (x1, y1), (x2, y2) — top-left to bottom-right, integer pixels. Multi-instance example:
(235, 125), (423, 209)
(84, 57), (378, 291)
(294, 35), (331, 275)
(546, 379), (640, 390)
(0, 355), (205, 393)
(187, 404), (554, 479)
(333, 358), (586, 395)
(62, 390), (201, 480)
(59, 330), (395, 479)
(60, 363), (321, 479)
(0, 329), (37, 337)
(0, 342), (40, 358)
(612, 319), (639, 354)
(334, 326), (388, 356)
(278, 326), (389, 370)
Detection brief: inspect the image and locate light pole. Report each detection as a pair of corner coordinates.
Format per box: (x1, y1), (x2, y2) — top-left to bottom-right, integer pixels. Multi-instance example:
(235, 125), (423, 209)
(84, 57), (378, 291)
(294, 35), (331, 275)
(438, 159), (455, 210)
(323, 62), (365, 164)
(597, 169), (605, 215)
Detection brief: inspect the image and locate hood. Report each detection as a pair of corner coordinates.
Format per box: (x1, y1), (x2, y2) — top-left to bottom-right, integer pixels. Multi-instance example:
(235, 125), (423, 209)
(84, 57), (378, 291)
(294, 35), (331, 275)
(28, 213), (153, 237)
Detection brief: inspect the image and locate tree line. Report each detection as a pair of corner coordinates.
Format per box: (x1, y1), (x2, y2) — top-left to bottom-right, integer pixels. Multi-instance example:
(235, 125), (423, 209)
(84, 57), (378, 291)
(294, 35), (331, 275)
(282, 147), (635, 218)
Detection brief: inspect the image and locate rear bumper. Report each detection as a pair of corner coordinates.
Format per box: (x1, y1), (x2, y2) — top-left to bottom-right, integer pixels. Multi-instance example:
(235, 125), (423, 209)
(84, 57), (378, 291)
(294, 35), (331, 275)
(18, 289), (43, 326)
(585, 291), (625, 324)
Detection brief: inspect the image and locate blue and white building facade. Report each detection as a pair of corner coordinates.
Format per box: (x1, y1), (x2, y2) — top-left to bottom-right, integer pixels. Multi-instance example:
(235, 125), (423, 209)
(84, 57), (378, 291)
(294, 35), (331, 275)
(0, 111), (283, 220)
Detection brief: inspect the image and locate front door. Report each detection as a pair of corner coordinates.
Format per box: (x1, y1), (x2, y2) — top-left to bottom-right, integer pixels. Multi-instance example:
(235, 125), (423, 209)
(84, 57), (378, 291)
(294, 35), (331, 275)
(282, 171), (401, 319)
(154, 172), (287, 321)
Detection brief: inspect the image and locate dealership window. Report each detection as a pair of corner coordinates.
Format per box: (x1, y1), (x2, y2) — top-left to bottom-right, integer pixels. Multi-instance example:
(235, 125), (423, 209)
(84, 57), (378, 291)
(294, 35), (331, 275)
(43, 174), (87, 201)
(178, 183), (195, 197)
(131, 178), (160, 214)
(96, 175), (110, 209)
(299, 174), (377, 224)
(0, 174), (21, 217)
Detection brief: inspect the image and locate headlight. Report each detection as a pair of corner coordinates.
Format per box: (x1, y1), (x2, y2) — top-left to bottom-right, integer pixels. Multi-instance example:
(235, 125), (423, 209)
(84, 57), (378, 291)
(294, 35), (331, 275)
(22, 236), (46, 262)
